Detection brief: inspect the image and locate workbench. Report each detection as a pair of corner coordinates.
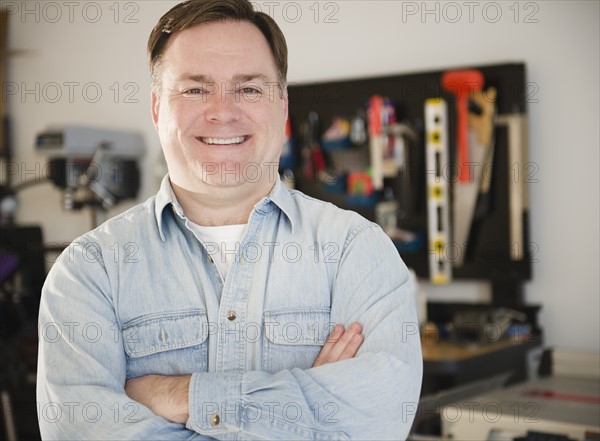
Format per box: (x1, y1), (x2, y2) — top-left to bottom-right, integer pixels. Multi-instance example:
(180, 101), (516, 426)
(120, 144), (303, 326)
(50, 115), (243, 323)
(422, 338), (542, 395)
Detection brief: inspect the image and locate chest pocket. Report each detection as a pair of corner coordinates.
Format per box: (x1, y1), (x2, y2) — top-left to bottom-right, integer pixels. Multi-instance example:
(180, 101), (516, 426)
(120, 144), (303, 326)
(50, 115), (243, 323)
(262, 308), (331, 374)
(123, 309), (208, 379)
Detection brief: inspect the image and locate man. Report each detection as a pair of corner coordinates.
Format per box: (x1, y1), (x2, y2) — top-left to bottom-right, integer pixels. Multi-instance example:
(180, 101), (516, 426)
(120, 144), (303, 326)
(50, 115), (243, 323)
(37, 0), (422, 439)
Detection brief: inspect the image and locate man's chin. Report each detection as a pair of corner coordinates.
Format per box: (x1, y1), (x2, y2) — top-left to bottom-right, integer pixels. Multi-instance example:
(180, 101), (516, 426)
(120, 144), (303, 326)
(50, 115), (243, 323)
(202, 177), (247, 188)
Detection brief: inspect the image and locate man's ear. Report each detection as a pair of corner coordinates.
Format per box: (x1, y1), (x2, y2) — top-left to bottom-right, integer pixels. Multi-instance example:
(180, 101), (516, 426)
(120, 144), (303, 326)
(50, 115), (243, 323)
(151, 91), (160, 131)
(282, 86), (289, 120)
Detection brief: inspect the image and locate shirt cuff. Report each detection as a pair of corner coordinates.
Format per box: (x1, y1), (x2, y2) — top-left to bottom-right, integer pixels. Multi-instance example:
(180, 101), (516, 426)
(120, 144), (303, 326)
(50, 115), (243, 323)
(186, 372), (243, 436)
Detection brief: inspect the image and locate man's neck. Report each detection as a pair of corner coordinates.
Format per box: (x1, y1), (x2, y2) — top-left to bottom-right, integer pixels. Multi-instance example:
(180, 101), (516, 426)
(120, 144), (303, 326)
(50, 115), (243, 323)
(170, 179), (275, 226)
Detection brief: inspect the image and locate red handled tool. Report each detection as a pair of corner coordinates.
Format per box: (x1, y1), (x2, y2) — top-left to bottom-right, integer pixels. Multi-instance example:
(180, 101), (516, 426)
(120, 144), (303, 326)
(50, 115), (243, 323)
(368, 96), (384, 190)
(441, 70), (484, 183)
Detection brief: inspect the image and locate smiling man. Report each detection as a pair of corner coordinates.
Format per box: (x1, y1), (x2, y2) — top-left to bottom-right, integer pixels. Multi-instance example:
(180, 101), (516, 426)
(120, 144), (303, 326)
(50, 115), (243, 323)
(153, 18), (288, 226)
(37, 1), (422, 439)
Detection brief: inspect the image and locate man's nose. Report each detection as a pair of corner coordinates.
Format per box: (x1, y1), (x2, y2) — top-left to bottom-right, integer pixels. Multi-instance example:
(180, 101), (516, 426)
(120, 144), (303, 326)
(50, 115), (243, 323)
(204, 85), (241, 123)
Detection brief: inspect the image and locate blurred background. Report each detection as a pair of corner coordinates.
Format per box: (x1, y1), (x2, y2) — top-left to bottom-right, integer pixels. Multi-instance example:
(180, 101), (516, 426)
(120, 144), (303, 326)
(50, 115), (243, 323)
(0, 1), (598, 440)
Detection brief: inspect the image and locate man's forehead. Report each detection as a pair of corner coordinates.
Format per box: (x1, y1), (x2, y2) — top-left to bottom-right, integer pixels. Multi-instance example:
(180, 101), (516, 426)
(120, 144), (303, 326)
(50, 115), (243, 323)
(165, 20), (269, 55)
(159, 21), (279, 81)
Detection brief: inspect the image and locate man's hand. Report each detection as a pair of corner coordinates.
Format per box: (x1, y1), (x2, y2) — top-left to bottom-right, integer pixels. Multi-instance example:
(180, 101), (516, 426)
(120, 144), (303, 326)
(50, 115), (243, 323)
(313, 322), (364, 367)
(125, 374), (191, 424)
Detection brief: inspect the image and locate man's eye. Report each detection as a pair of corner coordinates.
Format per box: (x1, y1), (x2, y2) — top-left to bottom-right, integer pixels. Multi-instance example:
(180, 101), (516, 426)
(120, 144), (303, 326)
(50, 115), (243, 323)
(240, 87), (261, 95)
(182, 87), (211, 97)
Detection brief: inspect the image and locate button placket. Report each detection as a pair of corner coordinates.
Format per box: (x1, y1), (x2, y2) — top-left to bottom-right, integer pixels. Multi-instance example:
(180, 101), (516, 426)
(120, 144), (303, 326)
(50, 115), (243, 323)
(216, 210), (264, 373)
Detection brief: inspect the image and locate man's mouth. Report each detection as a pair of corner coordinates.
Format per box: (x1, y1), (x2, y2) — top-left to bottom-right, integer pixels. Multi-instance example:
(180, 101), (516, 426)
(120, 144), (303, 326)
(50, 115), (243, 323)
(198, 136), (249, 145)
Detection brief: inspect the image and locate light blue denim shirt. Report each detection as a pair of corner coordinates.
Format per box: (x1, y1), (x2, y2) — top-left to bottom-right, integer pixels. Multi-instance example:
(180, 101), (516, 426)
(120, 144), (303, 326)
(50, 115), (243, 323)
(37, 175), (422, 440)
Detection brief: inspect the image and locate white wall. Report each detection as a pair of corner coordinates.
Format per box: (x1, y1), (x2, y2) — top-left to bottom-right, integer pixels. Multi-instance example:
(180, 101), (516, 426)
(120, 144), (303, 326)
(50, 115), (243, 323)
(4, 1), (599, 351)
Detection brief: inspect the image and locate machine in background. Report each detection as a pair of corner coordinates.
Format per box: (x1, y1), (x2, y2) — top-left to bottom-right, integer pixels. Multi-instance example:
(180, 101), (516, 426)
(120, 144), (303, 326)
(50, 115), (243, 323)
(0, 125), (145, 440)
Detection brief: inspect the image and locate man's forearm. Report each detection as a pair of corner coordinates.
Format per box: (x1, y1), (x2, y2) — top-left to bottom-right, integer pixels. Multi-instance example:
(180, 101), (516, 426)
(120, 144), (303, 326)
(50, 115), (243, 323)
(125, 374), (191, 424)
(185, 350), (420, 440)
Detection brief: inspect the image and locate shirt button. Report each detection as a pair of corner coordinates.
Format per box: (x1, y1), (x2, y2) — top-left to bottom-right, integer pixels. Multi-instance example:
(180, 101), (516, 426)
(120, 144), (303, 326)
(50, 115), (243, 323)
(227, 310), (237, 321)
(210, 413), (220, 427)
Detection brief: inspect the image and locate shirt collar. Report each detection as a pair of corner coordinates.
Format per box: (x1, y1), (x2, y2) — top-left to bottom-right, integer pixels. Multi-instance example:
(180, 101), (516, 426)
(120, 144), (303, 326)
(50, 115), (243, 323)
(154, 175), (298, 240)
(254, 176), (298, 233)
(155, 175), (184, 241)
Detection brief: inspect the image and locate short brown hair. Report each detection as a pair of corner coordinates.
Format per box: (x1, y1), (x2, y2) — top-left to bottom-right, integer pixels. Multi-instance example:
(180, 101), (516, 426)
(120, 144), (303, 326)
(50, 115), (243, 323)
(147, 0), (288, 94)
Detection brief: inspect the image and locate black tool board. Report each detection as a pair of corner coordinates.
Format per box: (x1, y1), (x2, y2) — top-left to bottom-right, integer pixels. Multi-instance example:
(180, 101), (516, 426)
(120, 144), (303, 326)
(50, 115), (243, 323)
(287, 63), (532, 303)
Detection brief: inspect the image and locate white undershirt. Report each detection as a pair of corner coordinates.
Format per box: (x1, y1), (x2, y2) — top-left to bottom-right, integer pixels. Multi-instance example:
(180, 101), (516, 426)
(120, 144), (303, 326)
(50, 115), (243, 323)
(188, 222), (248, 281)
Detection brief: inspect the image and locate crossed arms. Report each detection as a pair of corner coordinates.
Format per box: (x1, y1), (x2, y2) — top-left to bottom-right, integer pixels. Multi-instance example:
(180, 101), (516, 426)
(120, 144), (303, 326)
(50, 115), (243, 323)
(124, 323), (365, 424)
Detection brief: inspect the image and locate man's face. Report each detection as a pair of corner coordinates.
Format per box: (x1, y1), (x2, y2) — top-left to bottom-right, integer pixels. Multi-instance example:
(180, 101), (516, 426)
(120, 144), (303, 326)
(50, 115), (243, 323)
(152, 20), (288, 191)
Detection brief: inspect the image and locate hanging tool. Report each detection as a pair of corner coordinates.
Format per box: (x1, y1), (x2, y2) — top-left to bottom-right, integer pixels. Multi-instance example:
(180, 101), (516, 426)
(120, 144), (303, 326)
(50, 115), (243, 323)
(301, 112), (325, 180)
(441, 69), (484, 182)
(368, 95), (385, 190)
(471, 88), (498, 219)
(384, 122), (418, 220)
(441, 69), (485, 267)
(425, 98), (452, 284)
(308, 112), (326, 174)
(495, 113), (528, 261)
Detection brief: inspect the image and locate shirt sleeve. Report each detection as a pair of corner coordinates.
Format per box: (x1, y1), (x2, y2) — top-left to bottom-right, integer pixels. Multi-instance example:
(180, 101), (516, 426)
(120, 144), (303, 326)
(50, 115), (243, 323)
(185, 223), (423, 440)
(36, 238), (214, 440)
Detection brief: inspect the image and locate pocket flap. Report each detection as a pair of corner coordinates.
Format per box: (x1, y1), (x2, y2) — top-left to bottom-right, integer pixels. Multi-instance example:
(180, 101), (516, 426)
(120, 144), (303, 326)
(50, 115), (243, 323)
(264, 308), (331, 346)
(123, 310), (208, 358)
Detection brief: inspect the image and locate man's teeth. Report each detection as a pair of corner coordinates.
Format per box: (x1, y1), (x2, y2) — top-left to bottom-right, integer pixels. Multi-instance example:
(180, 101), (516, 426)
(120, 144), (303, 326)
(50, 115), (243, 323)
(202, 136), (246, 145)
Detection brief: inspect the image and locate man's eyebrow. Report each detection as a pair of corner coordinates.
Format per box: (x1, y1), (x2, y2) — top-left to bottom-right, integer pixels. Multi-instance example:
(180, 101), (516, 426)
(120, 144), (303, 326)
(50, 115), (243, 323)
(232, 73), (273, 84)
(177, 74), (215, 84)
